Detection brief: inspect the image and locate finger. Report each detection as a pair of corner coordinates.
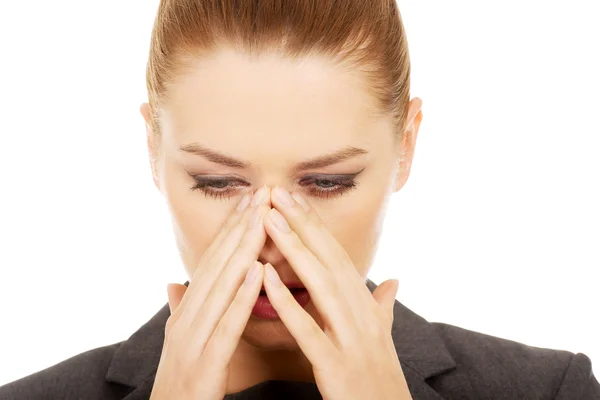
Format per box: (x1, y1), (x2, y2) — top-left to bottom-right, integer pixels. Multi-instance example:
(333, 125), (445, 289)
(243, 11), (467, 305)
(175, 200), (254, 321)
(167, 283), (187, 314)
(270, 187), (369, 300)
(262, 263), (337, 368)
(371, 279), (399, 328)
(203, 261), (264, 369)
(196, 192), (253, 274)
(174, 192), (252, 315)
(188, 204), (270, 351)
(263, 207), (353, 331)
(177, 186), (269, 323)
(269, 188), (379, 330)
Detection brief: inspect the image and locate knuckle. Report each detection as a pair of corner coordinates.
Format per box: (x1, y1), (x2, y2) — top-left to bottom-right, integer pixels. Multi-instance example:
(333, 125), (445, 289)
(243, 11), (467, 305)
(219, 222), (247, 247)
(198, 347), (220, 373)
(289, 232), (305, 251)
(297, 208), (312, 224)
(226, 209), (243, 226)
(226, 241), (254, 264)
(317, 350), (341, 372)
(294, 323), (312, 340)
(305, 208), (323, 226)
(238, 232), (257, 251)
(215, 318), (235, 340)
(333, 244), (351, 262)
(257, 204), (270, 215)
(322, 274), (337, 293)
(223, 208), (245, 230)
(365, 319), (385, 339)
(164, 315), (178, 335)
(226, 249), (252, 272)
(239, 223), (264, 248)
(341, 365), (364, 389)
(179, 372), (200, 395)
(308, 319), (323, 338)
(166, 322), (186, 343)
(172, 347), (191, 368)
(230, 221), (248, 239)
(275, 288), (289, 303)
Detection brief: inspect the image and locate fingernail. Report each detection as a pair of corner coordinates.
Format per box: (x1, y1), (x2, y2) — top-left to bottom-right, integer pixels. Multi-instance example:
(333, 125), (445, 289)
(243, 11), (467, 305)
(273, 186), (295, 206)
(265, 263), (281, 286)
(251, 186), (268, 207)
(251, 206), (265, 227)
(291, 192), (310, 211)
(236, 194), (251, 213)
(269, 208), (290, 232)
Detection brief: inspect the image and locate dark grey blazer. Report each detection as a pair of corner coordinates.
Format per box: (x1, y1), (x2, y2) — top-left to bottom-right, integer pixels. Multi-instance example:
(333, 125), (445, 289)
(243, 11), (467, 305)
(1, 279), (598, 399)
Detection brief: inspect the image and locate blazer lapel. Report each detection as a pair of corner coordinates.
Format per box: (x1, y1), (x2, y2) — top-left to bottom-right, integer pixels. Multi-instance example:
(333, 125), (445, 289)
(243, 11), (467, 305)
(366, 279), (455, 400)
(104, 302), (168, 399)
(106, 279), (456, 400)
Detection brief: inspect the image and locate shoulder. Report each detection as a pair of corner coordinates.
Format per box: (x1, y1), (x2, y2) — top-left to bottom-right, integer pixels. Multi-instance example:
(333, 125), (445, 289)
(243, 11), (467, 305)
(0, 341), (125, 400)
(429, 322), (600, 399)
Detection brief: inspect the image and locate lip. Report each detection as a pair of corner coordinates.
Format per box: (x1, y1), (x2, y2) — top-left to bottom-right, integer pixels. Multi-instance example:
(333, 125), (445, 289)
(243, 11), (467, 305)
(252, 286), (311, 319)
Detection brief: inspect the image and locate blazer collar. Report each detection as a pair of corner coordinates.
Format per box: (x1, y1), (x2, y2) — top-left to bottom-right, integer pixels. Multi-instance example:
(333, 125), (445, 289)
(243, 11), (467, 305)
(106, 279), (456, 400)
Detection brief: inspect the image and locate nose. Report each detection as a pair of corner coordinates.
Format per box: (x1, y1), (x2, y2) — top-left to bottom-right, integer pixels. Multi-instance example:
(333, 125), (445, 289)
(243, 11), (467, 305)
(251, 185), (289, 267)
(252, 184), (273, 207)
(257, 234), (288, 267)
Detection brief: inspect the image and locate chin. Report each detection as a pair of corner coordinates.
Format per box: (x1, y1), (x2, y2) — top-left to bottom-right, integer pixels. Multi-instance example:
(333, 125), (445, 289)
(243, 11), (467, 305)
(241, 321), (300, 351)
(242, 303), (323, 351)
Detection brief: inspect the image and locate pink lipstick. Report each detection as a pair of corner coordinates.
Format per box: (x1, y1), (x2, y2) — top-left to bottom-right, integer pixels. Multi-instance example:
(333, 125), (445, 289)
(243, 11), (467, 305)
(251, 282), (310, 319)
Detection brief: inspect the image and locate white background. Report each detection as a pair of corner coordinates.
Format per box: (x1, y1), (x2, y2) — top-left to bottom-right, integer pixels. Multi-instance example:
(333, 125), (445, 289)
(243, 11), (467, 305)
(0, 0), (598, 387)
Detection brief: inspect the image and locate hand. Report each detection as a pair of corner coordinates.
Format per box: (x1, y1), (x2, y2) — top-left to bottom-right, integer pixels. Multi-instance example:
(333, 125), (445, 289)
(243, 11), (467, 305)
(261, 186), (413, 400)
(150, 187), (271, 400)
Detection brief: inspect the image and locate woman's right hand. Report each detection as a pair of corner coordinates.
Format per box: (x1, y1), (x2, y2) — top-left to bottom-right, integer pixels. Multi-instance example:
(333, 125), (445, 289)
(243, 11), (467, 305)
(150, 186), (271, 400)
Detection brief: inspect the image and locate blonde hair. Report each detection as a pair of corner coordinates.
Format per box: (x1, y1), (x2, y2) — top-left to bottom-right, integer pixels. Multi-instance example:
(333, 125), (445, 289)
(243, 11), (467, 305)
(144, 0), (412, 142)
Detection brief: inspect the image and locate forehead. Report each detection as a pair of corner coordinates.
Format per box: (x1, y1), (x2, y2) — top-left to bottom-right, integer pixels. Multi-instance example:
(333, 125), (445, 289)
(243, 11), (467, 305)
(159, 47), (390, 156)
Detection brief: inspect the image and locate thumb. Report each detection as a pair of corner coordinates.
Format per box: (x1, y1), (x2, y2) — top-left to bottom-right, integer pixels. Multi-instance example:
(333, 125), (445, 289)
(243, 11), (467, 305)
(371, 279), (399, 323)
(166, 283), (187, 314)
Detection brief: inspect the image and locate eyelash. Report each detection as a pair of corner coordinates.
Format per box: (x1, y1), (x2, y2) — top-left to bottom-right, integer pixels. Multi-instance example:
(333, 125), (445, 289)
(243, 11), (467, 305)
(190, 174), (360, 201)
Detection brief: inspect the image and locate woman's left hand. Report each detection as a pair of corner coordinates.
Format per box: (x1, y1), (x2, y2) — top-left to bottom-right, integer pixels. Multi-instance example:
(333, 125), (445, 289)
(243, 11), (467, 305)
(261, 186), (413, 400)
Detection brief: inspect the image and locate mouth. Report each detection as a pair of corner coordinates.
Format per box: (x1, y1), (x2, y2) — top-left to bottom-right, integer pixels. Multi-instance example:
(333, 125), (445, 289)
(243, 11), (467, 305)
(259, 283), (306, 296)
(252, 282), (312, 318)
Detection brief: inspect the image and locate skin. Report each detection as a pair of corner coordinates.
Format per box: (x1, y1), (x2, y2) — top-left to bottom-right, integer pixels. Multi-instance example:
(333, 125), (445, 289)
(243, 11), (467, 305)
(140, 45), (423, 393)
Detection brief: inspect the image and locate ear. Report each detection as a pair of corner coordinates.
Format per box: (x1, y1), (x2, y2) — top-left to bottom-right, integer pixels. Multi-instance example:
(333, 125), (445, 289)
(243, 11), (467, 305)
(140, 102), (162, 192)
(393, 97), (423, 192)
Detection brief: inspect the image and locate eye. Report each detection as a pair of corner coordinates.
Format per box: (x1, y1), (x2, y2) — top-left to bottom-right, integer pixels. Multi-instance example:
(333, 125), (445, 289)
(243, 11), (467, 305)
(189, 168), (364, 200)
(190, 176), (249, 201)
(297, 175), (360, 199)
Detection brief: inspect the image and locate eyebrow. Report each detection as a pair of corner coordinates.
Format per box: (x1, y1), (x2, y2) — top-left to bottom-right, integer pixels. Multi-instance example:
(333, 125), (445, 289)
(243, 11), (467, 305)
(179, 143), (368, 173)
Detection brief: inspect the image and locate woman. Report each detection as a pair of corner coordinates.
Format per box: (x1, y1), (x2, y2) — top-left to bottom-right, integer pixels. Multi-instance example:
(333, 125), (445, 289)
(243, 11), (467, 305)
(0, 0), (598, 399)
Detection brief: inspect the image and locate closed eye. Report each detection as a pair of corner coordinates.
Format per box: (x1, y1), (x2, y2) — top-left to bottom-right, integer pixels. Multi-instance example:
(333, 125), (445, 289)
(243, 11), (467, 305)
(189, 168), (364, 201)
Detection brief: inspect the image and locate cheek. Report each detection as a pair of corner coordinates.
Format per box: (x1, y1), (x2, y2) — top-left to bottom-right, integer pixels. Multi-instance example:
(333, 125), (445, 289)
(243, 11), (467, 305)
(163, 166), (232, 267)
(320, 190), (387, 271)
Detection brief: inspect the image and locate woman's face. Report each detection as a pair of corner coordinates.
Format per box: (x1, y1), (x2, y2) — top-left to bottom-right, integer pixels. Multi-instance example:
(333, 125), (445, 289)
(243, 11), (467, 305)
(141, 46), (422, 349)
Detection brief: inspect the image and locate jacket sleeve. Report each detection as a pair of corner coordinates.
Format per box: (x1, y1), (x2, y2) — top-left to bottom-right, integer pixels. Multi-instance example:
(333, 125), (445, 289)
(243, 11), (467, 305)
(553, 352), (600, 399)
